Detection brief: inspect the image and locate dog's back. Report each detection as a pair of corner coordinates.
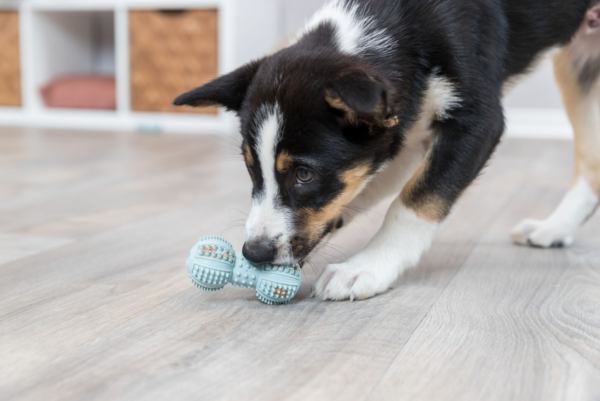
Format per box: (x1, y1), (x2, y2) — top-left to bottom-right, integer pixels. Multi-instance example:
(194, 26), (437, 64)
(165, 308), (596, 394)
(335, 0), (592, 78)
(503, 0), (594, 75)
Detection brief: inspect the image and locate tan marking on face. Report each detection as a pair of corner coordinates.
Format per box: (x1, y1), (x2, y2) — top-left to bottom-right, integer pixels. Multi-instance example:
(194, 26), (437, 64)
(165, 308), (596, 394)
(400, 156), (450, 222)
(243, 144), (254, 167)
(298, 165), (371, 244)
(382, 115), (400, 128)
(276, 151), (293, 173)
(553, 46), (600, 193)
(326, 89), (359, 124)
(325, 89), (399, 129)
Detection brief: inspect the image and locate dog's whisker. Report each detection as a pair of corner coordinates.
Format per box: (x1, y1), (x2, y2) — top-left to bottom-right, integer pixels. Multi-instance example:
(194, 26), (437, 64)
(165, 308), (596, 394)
(340, 210), (373, 234)
(219, 225), (246, 236)
(345, 205), (382, 216)
(306, 260), (319, 277)
(224, 220), (247, 228)
(318, 244), (349, 262)
(229, 208), (249, 218)
(320, 242), (352, 256)
(313, 249), (336, 266)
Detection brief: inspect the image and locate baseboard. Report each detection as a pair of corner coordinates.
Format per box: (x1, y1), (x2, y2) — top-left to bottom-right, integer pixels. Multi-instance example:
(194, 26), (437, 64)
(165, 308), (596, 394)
(0, 106), (574, 139)
(504, 108), (573, 140)
(0, 107), (237, 135)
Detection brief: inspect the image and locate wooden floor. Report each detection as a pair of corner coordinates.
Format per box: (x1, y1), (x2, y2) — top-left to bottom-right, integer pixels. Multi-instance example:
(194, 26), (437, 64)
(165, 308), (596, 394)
(1, 128), (599, 401)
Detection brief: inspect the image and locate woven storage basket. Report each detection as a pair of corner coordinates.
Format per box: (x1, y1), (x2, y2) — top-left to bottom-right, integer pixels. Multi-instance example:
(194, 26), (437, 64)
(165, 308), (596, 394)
(0, 11), (21, 107)
(130, 9), (218, 114)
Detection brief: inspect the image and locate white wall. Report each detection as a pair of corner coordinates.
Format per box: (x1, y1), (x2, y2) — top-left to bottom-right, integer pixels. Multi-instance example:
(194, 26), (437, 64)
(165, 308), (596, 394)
(277, 0), (325, 37)
(234, 0), (280, 65)
(503, 54), (570, 139)
(504, 55), (563, 109)
(233, 0), (323, 66)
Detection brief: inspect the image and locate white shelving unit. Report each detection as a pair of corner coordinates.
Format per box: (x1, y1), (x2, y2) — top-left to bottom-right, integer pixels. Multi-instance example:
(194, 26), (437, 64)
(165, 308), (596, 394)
(0, 0), (280, 134)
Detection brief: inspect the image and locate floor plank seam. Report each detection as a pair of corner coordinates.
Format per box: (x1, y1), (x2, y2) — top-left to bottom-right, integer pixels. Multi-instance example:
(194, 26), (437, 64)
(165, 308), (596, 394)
(361, 186), (527, 400)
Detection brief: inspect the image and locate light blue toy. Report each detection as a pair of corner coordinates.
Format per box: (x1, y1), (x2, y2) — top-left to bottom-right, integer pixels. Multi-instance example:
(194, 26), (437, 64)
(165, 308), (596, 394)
(186, 236), (302, 305)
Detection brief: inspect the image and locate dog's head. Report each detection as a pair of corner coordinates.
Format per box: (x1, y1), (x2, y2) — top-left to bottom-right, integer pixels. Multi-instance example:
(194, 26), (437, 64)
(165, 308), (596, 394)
(175, 50), (402, 264)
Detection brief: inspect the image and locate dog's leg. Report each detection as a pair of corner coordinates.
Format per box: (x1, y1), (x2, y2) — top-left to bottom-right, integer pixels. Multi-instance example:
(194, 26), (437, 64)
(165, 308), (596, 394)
(315, 99), (505, 301)
(336, 74), (456, 229)
(338, 127), (433, 229)
(512, 13), (600, 248)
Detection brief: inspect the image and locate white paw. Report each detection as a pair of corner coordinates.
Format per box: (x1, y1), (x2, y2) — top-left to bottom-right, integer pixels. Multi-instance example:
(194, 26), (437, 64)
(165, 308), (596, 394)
(312, 258), (395, 302)
(511, 218), (574, 248)
(311, 202), (439, 302)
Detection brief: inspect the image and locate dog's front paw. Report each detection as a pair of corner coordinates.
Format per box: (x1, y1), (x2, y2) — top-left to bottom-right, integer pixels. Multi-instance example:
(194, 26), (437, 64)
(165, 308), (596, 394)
(312, 258), (394, 302)
(511, 218), (574, 248)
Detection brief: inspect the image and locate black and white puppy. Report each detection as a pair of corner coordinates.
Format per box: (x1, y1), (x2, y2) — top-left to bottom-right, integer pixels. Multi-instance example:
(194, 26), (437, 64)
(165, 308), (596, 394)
(175, 0), (600, 301)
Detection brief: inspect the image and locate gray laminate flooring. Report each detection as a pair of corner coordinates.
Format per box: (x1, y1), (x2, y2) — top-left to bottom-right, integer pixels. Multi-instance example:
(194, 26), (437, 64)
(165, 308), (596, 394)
(1, 128), (599, 401)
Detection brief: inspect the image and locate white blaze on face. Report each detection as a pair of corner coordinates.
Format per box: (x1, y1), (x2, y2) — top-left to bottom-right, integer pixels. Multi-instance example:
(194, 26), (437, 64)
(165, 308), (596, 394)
(245, 105), (295, 263)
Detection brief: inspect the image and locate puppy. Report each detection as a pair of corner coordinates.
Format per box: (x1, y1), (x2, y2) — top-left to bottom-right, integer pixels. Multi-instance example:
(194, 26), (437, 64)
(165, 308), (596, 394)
(175, 0), (600, 301)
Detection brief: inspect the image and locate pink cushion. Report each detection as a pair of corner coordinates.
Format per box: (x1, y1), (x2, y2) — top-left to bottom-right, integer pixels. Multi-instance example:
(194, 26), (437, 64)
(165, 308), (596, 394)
(40, 75), (116, 110)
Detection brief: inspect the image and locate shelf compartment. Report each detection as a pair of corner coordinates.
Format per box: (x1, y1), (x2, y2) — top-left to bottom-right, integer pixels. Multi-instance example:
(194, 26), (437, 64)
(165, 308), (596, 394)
(32, 10), (116, 110)
(129, 9), (218, 115)
(0, 10), (21, 107)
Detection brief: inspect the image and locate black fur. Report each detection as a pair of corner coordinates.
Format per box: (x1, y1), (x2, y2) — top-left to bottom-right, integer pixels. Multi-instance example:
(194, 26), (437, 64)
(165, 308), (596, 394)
(331, 71), (388, 115)
(175, 0), (595, 262)
(173, 59), (263, 111)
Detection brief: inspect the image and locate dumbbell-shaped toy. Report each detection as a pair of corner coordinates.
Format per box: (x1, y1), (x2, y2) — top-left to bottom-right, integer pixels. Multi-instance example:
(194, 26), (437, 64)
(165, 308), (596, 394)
(186, 236), (302, 305)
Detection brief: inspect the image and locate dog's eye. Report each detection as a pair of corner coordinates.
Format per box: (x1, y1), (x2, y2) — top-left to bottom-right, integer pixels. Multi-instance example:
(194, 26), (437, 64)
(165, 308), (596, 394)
(296, 167), (315, 184)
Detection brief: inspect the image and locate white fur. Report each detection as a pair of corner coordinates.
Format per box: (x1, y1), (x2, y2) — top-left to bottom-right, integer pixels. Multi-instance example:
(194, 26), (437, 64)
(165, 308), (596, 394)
(314, 202), (439, 301)
(296, 0), (397, 57)
(246, 105), (295, 263)
(425, 72), (462, 120)
(511, 177), (599, 247)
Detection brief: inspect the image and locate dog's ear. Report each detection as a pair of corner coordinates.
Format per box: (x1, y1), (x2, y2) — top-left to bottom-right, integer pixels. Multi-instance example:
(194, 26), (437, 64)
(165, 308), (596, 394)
(173, 59), (264, 112)
(326, 71), (398, 128)
(586, 4), (600, 33)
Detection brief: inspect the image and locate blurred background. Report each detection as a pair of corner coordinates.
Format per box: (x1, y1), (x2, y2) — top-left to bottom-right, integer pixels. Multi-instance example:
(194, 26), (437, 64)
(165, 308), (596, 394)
(0, 0), (572, 139)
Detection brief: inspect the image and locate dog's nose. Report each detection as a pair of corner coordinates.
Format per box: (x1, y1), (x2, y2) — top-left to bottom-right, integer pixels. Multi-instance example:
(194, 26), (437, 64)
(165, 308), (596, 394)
(242, 240), (277, 264)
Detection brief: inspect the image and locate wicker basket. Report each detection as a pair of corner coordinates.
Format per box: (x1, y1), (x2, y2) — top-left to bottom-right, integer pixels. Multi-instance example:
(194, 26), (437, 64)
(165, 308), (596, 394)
(130, 9), (219, 114)
(0, 11), (21, 107)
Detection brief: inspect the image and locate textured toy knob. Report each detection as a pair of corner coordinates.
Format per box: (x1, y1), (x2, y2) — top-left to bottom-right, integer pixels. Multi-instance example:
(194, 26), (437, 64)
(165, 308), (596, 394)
(186, 236), (302, 305)
(186, 236), (236, 292)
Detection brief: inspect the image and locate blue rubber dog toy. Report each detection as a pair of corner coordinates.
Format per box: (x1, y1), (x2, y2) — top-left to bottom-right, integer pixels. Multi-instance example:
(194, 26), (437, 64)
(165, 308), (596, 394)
(186, 236), (302, 305)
